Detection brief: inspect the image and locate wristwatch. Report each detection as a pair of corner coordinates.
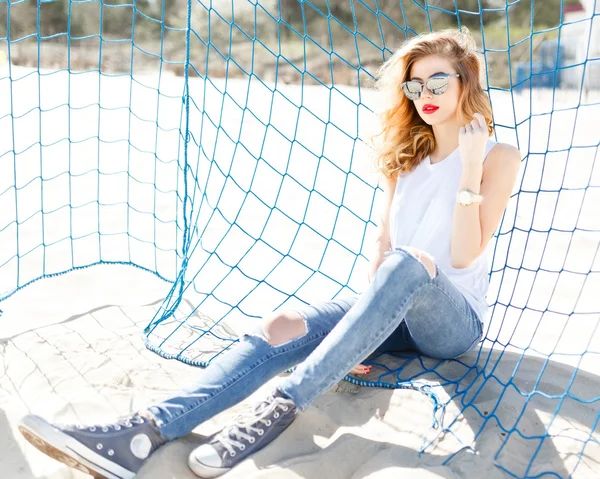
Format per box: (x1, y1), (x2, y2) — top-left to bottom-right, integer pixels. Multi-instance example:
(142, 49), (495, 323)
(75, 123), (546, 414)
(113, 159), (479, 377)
(456, 188), (483, 206)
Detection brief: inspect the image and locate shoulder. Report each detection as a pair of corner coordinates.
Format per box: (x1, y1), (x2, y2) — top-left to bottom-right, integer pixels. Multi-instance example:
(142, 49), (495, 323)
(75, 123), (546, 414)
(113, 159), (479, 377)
(379, 171), (399, 190)
(485, 142), (521, 166)
(482, 142), (522, 184)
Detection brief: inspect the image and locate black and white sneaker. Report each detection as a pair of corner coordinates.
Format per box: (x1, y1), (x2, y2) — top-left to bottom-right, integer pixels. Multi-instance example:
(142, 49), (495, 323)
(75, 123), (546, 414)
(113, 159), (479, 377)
(18, 413), (167, 479)
(188, 388), (298, 478)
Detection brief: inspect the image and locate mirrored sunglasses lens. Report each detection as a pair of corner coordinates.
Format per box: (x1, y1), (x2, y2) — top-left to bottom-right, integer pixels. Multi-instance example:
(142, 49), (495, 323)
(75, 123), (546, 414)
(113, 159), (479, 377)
(427, 77), (450, 95)
(402, 81), (421, 99)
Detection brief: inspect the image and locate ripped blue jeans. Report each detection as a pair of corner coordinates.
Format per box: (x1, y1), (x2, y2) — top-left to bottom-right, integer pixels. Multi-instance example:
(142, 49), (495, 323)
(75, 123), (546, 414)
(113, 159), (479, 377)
(148, 247), (484, 440)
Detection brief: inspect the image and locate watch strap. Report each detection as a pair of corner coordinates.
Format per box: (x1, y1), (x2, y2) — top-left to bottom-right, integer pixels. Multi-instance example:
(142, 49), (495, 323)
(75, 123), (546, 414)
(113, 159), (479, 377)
(457, 188), (483, 205)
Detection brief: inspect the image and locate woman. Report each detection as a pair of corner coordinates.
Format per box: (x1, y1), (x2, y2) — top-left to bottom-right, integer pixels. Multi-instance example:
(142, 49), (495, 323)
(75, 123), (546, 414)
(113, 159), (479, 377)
(18, 29), (521, 479)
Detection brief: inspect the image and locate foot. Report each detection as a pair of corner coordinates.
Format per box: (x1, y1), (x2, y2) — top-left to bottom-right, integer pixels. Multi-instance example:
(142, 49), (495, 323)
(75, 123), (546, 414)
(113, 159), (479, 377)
(18, 413), (167, 479)
(188, 389), (298, 478)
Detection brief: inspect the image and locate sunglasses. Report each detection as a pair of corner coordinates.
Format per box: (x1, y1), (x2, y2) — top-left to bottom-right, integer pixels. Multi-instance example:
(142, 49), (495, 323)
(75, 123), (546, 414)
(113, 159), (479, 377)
(400, 73), (460, 101)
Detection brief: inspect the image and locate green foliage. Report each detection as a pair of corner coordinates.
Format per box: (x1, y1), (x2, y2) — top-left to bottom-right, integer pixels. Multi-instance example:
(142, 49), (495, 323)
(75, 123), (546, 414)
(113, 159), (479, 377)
(0, 0), (578, 83)
(278, 0), (579, 36)
(1, 0), (576, 44)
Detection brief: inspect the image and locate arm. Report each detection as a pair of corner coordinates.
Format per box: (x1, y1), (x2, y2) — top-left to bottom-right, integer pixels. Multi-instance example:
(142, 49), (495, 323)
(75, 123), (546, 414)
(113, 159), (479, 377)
(450, 142), (521, 268)
(367, 173), (397, 282)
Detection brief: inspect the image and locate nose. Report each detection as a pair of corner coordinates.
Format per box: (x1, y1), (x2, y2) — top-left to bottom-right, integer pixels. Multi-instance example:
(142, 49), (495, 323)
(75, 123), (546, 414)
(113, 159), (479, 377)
(421, 85), (433, 99)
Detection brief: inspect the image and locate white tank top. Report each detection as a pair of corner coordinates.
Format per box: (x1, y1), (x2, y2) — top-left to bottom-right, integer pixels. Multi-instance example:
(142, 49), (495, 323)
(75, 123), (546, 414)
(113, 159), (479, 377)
(389, 139), (497, 326)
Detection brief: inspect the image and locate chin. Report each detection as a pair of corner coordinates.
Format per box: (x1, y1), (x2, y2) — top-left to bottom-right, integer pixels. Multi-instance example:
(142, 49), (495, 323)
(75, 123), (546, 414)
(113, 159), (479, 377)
(418, 115), (435, 125)
(418, 111), (453, 126)
(418, 113), (442, 125)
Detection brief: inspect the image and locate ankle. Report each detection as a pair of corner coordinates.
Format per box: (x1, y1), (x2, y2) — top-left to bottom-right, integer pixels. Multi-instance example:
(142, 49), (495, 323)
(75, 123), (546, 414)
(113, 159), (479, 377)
(138, 410), (158, 428)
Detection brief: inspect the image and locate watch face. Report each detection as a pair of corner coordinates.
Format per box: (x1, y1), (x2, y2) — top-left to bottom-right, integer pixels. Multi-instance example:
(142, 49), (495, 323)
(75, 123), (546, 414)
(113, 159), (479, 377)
(458, 191), (471, 204)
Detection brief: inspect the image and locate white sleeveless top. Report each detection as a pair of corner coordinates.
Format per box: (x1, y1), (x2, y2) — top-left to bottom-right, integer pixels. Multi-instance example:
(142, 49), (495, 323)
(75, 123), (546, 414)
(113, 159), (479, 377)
(389, 139), (497, 326)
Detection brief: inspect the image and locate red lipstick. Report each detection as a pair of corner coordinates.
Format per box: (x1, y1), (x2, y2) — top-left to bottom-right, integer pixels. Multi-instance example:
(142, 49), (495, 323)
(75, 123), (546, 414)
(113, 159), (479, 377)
(422, 104), (439, 114)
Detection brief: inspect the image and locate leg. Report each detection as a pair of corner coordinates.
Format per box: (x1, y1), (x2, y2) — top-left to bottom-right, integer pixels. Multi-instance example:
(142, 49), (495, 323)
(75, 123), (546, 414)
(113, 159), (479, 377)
(259, 309), (309, 346)
(188, 247), (441, 477)
(278, 247), (482, 411)
(189, 247), (484, 477)
(369, 248), (439, 355)
(373, 247), (468, 354)
(398, 267), (483, 360)
(17, 296), (359, 479)
(158, 246), (438, 439)
(370, 320), (416, 356)
(149, 294), (359, 441)
(371, 274), (483, 357)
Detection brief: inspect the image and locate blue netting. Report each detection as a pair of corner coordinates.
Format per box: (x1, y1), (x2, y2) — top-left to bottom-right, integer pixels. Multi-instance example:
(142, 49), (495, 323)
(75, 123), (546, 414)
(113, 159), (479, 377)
(1, 0), (599, 477)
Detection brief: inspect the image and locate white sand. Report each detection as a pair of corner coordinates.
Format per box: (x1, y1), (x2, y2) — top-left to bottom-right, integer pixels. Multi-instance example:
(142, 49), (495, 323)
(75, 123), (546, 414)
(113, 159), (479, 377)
(2, 264), (599, 479)
(1, 63), (599, 478)
(0, 265), (461, 479)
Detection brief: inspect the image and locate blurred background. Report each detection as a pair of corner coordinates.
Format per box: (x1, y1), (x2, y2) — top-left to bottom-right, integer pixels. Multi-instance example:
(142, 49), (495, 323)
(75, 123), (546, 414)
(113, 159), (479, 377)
(1, 0), (598, 91)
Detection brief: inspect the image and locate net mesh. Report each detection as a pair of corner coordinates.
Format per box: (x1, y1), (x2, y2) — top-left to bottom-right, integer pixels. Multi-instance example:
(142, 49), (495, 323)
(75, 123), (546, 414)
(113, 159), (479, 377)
(1, 0), (599, 477)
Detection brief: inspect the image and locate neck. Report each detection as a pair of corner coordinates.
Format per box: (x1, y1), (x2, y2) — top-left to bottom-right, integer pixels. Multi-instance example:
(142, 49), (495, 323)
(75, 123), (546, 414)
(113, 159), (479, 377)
(430, 118), (462, 163)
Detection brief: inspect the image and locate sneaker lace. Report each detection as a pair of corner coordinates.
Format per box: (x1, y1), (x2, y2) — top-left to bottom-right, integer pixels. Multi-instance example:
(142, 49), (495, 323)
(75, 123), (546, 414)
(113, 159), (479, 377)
(215, 395), (292, 456)
(75, 414), (145, 432)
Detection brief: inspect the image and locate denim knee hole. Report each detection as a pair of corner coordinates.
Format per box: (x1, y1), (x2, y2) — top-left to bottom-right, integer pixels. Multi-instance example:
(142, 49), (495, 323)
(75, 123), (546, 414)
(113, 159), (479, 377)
(392, 247), (438, 280)
(244, 311), (309, 348)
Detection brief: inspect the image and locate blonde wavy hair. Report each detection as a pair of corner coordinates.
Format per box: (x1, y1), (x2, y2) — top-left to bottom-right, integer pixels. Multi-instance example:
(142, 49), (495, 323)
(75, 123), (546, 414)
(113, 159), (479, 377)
(371, 29), (494, 179)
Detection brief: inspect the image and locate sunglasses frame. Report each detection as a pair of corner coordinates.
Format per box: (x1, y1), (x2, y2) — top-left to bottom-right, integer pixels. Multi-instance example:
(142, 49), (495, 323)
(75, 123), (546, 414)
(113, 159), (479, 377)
(400, 73), (460, 100)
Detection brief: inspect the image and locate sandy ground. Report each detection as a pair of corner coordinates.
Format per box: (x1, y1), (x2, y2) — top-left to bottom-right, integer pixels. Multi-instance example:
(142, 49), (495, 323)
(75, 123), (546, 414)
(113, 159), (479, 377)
(0, 61), (599, 478)
(0, 265), (475, 479)
(1, 264), (599, 479)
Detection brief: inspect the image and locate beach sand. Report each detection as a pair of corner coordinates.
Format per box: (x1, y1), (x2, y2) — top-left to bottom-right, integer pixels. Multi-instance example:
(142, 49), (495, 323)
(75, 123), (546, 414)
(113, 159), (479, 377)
(1, 262), (599, 478)
(1, 66), (599, 478)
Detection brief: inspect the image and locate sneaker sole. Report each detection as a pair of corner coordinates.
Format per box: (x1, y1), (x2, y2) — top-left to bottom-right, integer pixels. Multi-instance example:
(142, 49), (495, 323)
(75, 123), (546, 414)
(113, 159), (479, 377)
(188, 406), (298, 478)
(18, 415), (135, 479)
(188, 455), (231, 479)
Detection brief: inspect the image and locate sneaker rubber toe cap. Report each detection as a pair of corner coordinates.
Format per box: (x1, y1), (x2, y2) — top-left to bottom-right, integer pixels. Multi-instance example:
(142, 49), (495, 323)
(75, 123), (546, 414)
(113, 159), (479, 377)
(188, 445), (230, 478)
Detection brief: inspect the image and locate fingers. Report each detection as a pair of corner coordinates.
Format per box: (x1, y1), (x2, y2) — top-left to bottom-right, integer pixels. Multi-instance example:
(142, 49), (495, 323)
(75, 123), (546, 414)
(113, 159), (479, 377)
(461, 122), (474, 135)
(462, 113), (486, 133)
(472, 112), (486, 129)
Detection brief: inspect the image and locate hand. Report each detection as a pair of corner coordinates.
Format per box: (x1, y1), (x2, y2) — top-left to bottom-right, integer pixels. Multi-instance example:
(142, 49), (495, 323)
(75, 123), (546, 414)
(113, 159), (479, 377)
(350, 363), (373, 375)
(459, 112), (489, 167)
(367, 261), (382, 284)
(367, 250), (388, 284)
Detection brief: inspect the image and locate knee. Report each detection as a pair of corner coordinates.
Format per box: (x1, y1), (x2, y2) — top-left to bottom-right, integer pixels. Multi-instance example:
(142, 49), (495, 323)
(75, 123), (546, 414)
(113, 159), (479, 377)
(384, 247), (437, 280)
(403, 247), (437, 279)
(259, 310), (308, 347)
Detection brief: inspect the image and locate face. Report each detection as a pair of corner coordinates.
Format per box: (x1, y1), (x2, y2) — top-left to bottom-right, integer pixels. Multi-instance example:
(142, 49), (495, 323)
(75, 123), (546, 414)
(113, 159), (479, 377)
(406, 55), (461, 126)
